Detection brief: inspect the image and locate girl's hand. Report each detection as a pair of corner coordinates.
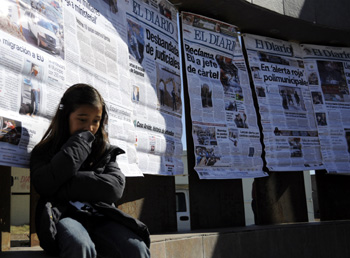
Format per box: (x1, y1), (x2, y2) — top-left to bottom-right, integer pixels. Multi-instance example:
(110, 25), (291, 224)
(61, 130), (95, 150)
(31, 131), (95, 197)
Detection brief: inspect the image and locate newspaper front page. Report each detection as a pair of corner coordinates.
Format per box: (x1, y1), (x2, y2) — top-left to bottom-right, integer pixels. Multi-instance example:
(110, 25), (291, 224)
(0, 0), (183, 176)
(301, 44), (350, 173)
(182, 13), (266, 179)
(243, 34), (323, 171)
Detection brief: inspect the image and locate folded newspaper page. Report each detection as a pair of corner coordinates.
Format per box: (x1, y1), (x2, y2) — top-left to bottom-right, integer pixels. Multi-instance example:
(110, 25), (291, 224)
(182, 13), (266, 179)
(0, 0), (183, 176)
(243, 34), (323, 172)
(301, 44), (350, 173)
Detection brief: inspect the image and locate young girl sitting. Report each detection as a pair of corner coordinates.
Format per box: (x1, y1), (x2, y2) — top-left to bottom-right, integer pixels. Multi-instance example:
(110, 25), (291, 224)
(30, 83), (150, 258)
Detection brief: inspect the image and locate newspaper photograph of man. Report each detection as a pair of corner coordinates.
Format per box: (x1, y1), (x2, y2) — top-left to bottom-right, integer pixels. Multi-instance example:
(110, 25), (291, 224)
(216, 54), (243, 98)
(201, 83), (212, 108)
(156, 64), (181, 114)
(19, 60), (43, 117)
(127, 19), (145, 64)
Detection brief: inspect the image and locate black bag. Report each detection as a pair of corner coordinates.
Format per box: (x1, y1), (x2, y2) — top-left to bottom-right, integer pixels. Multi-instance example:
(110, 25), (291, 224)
(35, 199), (67, 255)
(93, 202), (151, 248)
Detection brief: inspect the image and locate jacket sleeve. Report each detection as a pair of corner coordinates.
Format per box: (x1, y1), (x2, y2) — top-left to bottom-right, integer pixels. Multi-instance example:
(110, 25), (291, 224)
(30, 131), (95, 197)
(53, 160), (125, 203)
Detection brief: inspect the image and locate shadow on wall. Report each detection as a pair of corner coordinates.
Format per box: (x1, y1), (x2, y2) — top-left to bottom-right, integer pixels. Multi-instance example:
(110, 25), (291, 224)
(117, 175), (177, 234)
(300, 0), (350, 32)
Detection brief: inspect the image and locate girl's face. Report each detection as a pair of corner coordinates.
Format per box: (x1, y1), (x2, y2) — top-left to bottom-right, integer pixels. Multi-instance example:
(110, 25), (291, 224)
(69, 104), (103, 135)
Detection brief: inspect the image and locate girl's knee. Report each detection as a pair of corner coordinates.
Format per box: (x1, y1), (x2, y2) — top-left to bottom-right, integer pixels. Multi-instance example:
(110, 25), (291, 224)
(57, 218), (97, 258)
(125, 239), (150, 258)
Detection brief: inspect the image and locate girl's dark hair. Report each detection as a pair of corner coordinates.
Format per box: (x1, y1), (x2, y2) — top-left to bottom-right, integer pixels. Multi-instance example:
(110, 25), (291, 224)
(35, 84), (108, 162)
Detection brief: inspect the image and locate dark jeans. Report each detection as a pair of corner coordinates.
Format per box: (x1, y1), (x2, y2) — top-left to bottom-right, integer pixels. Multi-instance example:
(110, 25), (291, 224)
(56, 216), (150, 258)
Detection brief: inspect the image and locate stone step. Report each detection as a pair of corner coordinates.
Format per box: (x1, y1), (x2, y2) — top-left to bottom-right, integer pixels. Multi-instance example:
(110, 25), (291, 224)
(2, 222), (350, 258)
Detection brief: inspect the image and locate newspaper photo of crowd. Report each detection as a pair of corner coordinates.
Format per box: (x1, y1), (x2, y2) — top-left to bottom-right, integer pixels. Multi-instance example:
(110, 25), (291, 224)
(195, 146), (221, 167)
(279, 86), (306, 111)
(193, 125), (217, 146)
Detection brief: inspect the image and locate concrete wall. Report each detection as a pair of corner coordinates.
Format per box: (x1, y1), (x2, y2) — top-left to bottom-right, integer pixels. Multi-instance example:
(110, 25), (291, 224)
(244, 0), (350, 31)
(10, 195), (29, 226)
(242, 178), (255, 225)
(242, 171), (315, 226)
(11, 168), (30, 226)
(151, 221), (350, 258)
(170, 0), (350, 47)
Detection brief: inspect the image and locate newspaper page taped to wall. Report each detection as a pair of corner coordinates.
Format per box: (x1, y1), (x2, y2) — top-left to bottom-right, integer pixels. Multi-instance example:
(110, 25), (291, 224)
(0, 0), (183, 176)
(301, 44), (350, 173)
(182, 13), (266, 179)
(243, 34), (323, 171)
